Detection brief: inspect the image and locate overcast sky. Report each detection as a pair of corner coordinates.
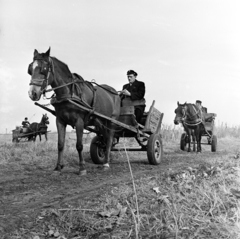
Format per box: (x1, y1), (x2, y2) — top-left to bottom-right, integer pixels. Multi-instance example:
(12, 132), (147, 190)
(0, 0), (240, 134)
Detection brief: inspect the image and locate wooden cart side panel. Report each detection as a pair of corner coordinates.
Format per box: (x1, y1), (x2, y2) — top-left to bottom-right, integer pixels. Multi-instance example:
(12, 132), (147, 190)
(143, 100), (163, 134)
(12, 129), (21, 138)
(203, 113), (217, 136)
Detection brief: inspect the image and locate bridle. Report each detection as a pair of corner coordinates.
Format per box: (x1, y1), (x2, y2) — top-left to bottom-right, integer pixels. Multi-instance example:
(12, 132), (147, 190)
(181, 104), (202, 126)
(28, 56), (85, 100)
(175, 104), (202, 126)
(28, 55), (119, 111)
(28, 56), (54, 95)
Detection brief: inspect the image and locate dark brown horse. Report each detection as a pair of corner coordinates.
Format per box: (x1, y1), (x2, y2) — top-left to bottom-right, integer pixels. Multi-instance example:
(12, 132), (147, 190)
(28, 113), (49, 141)
(174, 102), (204, 152)
(28, 48), (121, 175)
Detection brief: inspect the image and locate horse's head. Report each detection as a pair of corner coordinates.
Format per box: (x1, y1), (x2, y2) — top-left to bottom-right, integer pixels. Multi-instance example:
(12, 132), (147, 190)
(174, 101), (187, 125)
(42, 114), (49, 125)
(28, 48), (53, 101)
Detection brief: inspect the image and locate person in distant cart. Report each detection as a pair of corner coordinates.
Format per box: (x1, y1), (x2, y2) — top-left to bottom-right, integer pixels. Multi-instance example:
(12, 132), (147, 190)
(119, 70), (146, 123)
(195, 100), (207, 113)
(195, 100), (209, 124)
(22, 117), (30, 128)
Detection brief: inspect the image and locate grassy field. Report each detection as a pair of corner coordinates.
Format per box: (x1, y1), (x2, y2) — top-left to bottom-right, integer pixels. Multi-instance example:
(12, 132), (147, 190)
(0, 126), (240, 239)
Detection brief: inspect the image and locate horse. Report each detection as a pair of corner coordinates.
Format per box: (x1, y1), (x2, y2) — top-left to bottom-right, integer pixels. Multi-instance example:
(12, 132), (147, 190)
(174, 102), (204, 152)
(28, 113), (49, 141)
(28, 48), (121, 175)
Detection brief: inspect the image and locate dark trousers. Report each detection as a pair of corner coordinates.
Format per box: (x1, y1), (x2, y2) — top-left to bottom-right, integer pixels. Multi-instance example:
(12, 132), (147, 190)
(135, 105), (145, 123)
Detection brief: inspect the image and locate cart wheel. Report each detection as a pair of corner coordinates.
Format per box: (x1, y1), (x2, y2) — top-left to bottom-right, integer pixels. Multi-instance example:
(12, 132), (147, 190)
(211, 135), (217, 152)
(90, 136), (106, 164)
(147, 133), (163, 165)
(180, 133), (187, 151)
(12, 137), (19, 143)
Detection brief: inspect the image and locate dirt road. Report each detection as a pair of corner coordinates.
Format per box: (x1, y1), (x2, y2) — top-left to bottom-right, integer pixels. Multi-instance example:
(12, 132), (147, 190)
(0, 137), (237, 237)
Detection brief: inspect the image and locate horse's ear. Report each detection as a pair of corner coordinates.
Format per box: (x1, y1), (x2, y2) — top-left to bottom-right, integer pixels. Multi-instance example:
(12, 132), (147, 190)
(45, 47), (51, 56)
(34, 49), (38, 57)
(177, 101), (179, 106)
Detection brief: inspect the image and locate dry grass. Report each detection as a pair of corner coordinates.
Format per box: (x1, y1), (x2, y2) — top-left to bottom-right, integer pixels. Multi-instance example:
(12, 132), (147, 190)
(1, 126), (240, 238)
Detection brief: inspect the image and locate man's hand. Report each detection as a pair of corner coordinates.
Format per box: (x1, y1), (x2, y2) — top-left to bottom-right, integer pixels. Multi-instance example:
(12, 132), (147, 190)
(121, 89), (131, 96)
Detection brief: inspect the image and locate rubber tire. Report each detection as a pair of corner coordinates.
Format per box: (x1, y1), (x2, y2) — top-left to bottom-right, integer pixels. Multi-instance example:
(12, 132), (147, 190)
(211, 135), (217, 152)
(90, 135), (106, 164)
(147, 133), (163, 165)
(180, 133), (187, 151)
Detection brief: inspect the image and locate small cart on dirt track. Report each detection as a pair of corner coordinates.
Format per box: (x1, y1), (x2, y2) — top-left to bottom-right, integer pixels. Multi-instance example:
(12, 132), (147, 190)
(180, 113), (217, 152)
(12, 127), (50, 142)
(35, 99), (164, 165)
(12, 127), (35, 142)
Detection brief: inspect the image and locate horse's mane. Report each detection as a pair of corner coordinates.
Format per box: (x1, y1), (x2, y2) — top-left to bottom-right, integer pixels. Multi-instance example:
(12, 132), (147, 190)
(52, 57), (72, 77)
(186, 103), (197, 112)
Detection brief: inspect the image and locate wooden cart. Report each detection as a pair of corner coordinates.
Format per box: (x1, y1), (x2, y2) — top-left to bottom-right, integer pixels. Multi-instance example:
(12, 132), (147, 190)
(12, 127), (50, 142)
(12, 128), (35, 142)
(35, 99), (164, 165)
(180, 113), (217, 152)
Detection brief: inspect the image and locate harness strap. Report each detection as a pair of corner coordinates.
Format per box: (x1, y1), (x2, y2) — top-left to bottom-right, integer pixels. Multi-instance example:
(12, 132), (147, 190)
(183, 119), (212, 138)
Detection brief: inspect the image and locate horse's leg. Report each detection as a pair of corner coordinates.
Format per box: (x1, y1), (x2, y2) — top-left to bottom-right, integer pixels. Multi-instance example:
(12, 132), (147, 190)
(103, 124), (114, 169)
(186, 130), (191, 152)
(192, 131), (196, 152)
(39, 133), (42, 141)
(45, 133), (48, 141)
(75, 118), (86, 175)
(188, 135), (191, 152)
(199, 130), (202, 152)
(55, 119), (66, 171)
(196, 127), (201, 153)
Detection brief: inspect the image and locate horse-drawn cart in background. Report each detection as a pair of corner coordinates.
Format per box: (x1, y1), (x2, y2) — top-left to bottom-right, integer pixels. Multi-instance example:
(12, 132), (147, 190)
(35, 99), (164, 165)
(12, 114), (50, 142)
(12, 127), (36, 142)
(12, 126), (50, 142)
(180, 112), (217, 152)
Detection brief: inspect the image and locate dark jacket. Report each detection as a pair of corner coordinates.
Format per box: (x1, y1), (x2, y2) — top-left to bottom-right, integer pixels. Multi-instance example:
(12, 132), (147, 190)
(22, 120), (30, 127)
(121, 80), (145, 103)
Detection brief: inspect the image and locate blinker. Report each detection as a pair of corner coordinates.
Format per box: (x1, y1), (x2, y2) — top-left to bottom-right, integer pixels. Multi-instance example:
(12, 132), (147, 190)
(28, 63), (33, 75)
(27, 61), (50, 76)
(40, 62), (49, 76)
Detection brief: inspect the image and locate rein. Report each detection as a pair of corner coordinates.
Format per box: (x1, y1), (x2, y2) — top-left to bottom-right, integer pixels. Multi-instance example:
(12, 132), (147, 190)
(90, 80), (119, 96)
(180, 104), (202, 126)
(181, 104), (212, 137)
(29, 56), (119, 112)
(183, 104), (201, 121)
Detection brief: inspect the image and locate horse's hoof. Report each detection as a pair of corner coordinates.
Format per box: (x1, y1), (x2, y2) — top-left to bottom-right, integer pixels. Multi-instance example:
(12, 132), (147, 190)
(102, 163), (110, 171)
(52, 170), (61, 176)
(54, 164), (64, 171)
(103, 166), (110, 171)
(79, 169), (87, 176)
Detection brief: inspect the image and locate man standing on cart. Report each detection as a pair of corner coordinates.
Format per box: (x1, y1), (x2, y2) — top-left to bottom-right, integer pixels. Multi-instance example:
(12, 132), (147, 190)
(119, 70), (146, 123)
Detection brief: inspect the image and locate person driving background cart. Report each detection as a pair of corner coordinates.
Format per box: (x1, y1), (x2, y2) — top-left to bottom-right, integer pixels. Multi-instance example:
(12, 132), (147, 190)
(195, 100), (208, 123)
(21, 117), (30, 133)
(118, 70), (146, 123)
(196, 100), (207, 113)
(22, 117), (30, 127)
